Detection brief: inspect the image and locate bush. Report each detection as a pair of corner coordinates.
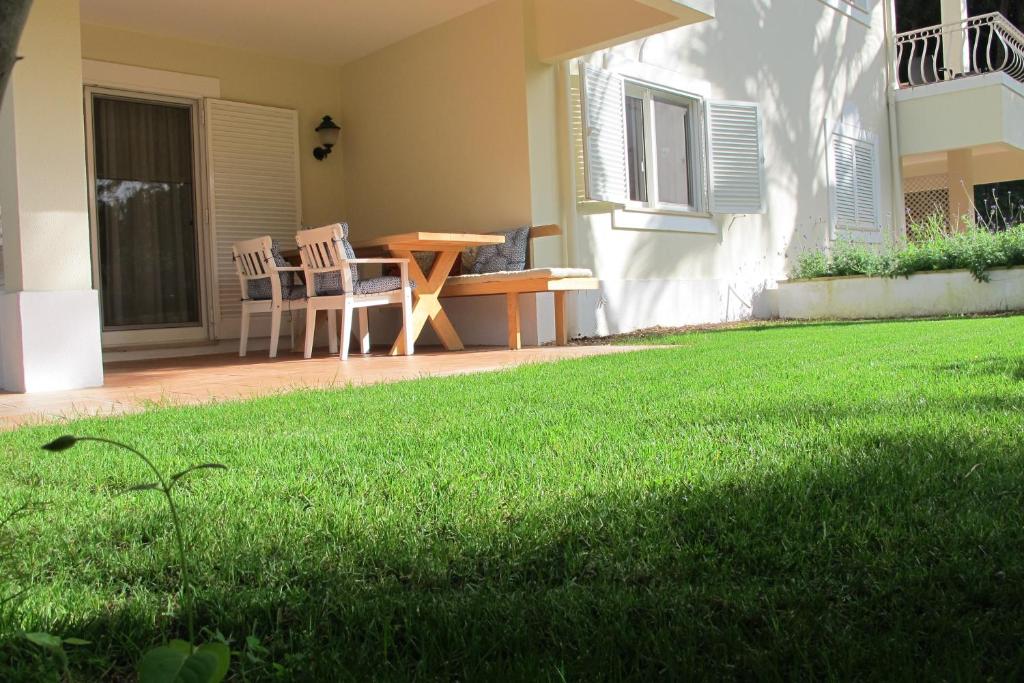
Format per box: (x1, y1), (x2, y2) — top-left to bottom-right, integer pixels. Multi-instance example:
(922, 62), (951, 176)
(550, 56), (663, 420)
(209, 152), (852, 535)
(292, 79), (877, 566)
(792, 222), (1024, 282)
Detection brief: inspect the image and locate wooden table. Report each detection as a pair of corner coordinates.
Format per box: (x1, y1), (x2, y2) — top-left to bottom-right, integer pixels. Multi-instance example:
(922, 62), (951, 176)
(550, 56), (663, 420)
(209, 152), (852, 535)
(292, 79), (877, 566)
(352, 232), (504, 355)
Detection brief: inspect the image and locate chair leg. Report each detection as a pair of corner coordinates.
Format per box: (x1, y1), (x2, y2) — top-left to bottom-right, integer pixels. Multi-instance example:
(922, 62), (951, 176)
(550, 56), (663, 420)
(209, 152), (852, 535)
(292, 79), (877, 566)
(239, 306), (251, 357)
(304, 307), (317, 359)
(358, 307), (370, 354)
(327, 309), (339, 355)
(289, 310), (296, 352)
(269, 306), (282, 358)
(340, 300), (354, 360)
(401, 286), (414, 356)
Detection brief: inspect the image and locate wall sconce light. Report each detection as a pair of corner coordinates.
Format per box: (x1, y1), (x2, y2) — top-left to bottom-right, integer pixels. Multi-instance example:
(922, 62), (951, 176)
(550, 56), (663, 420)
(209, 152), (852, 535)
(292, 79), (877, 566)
(313, 115), (341, 160)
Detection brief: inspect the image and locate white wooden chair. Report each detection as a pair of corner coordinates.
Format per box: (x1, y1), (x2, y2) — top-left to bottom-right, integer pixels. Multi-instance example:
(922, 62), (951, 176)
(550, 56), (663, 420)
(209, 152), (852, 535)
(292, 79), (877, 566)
(232, 236), (306, 358)
(295, 223), (414, 360)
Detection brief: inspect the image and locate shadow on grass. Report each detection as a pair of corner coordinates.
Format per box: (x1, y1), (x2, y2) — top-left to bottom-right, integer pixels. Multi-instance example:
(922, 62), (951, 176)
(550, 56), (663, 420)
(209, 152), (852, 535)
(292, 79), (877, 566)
(936, 355), (1024, 381)
(4, 425), (1024, 681)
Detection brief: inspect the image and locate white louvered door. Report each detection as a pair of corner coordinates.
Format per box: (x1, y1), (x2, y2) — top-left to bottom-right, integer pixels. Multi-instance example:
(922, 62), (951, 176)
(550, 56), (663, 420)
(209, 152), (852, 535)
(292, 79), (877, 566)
(707, 101), (766, 214)
(204, 99), (301, 339)
(580, 64), (629, 204)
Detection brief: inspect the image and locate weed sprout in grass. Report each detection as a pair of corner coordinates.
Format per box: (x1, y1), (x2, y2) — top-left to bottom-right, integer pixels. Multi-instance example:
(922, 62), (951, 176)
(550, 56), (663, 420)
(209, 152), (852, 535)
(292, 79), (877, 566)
(41, 435), (230, 683)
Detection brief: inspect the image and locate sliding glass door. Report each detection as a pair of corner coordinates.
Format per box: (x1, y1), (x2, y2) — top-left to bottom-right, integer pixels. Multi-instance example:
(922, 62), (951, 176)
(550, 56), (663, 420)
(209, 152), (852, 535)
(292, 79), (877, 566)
(86, 89), (210, 346)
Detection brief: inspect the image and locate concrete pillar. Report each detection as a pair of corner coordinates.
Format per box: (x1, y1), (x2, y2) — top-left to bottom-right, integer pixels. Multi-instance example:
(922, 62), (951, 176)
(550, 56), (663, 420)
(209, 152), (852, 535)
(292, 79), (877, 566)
(940, 0), (969, 77)
(947, 149), (975, 230)
(0, 0), (103, 392)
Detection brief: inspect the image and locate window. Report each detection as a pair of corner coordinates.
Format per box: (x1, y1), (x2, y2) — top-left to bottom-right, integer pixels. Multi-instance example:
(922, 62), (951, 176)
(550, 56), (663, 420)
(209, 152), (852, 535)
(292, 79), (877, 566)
(624, 82), (701, 211)
(827, 123), (881, 238)
(579, 64), (765, 218)
(817, 0), (871, 24)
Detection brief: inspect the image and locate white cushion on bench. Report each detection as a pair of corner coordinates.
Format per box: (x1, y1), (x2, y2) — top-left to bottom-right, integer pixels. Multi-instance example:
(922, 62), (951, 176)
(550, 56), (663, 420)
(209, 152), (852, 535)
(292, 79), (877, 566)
(445, 267), (593, 286)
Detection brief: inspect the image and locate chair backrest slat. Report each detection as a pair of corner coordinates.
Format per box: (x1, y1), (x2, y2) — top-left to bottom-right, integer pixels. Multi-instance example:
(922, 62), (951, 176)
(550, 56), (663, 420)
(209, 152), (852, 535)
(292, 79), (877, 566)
(296, 223), (354, 295)
(232, 235), (281, 302)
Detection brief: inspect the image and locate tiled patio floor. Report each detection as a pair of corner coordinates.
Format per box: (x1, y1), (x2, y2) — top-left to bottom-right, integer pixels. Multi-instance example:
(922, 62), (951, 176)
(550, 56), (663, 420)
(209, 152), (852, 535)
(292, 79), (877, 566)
(0, 344), (648, 429)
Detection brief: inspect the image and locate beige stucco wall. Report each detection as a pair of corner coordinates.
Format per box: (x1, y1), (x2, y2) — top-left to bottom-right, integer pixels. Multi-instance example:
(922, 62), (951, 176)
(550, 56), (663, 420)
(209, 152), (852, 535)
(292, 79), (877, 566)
(568, 1), (896, 333)
(79, 23), (346, 227)
(338, 0), (535, 239)
(533, 0), (676, 63)
(0, 0), (104, 392)
(1, 0), (93, 292)
(532, 0), (715, 63)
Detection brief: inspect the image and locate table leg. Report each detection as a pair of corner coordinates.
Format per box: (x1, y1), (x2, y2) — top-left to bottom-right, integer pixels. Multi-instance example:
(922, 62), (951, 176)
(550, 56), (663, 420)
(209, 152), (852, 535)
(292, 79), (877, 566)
(389, 249), (464, 355)
(554, 291), (568, 346)
(505, 293), (522, 350)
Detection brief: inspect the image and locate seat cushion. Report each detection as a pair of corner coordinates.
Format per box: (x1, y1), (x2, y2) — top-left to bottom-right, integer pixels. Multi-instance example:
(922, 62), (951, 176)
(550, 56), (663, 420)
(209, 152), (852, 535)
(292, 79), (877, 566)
(356, 276), (410, 295)
(317, 277), (414, 297)
(247, 242), (300, 301)
(467, 226), (530, 274)
(445, 267), (593, 286)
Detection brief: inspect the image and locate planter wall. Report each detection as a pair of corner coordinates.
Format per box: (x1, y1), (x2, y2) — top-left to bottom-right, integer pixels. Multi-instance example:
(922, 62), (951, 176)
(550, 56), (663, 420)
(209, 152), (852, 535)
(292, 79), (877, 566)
(777, 266), (1024, 320)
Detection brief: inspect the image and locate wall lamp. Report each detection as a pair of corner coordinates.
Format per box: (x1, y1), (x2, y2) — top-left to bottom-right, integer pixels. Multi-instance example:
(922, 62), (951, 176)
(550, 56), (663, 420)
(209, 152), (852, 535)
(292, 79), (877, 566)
(313, 115), (341, 160)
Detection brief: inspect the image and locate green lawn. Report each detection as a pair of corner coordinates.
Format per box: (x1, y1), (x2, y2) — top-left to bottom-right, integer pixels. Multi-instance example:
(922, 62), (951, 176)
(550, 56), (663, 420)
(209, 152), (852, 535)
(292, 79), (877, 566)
(3, 316), (1024, 680)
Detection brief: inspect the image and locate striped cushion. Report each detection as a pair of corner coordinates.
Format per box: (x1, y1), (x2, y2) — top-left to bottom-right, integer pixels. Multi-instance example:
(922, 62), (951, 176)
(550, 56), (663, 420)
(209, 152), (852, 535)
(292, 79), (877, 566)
(468, 226), (529, 274)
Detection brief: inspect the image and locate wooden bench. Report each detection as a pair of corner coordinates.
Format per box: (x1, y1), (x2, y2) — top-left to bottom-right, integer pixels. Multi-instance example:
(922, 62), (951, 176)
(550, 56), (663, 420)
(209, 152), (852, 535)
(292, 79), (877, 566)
(441, 225), (598, 349)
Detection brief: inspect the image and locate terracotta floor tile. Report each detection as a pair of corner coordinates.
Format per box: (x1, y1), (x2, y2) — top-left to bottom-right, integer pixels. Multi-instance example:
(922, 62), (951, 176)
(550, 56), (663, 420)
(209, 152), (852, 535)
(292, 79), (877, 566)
(0, 345), (650, 429)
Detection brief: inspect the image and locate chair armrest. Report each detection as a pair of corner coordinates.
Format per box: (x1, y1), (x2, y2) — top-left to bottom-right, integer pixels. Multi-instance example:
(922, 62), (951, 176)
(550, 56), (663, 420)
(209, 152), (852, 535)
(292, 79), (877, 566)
(302, 265), (347, 274)
(341, 258), (412, 290)
(300, 259), (408, 273)
(274, 266), (304, 272)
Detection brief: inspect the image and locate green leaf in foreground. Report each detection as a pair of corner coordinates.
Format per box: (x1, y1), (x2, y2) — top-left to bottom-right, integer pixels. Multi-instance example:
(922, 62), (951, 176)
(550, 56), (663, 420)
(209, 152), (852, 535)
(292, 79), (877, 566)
(41, 435), (79, 452)
(61, 637), (91, 646)
(23, 632), (62, 649)
(138, 641), (230, 683)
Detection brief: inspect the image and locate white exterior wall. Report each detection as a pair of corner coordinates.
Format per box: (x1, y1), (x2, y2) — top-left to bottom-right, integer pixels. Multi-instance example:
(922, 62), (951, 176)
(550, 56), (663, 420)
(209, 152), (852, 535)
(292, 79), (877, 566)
(566, 1), (897, 336)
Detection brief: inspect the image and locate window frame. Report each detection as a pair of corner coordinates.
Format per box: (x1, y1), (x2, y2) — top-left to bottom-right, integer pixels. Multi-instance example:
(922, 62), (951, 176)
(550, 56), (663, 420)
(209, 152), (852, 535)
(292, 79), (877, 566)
(816, 0), (872, 26)
(622, 79), (707, 216)
(826, 120), (883, 242)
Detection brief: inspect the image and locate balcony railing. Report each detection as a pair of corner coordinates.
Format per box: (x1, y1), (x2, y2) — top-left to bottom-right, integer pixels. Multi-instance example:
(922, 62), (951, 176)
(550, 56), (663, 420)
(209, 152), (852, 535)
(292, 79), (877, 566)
(895, 12), (1024, 88)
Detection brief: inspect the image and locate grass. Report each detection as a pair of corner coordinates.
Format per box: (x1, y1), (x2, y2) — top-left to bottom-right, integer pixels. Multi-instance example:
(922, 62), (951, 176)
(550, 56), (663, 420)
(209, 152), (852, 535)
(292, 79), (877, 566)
(3, 316), (1024, 680)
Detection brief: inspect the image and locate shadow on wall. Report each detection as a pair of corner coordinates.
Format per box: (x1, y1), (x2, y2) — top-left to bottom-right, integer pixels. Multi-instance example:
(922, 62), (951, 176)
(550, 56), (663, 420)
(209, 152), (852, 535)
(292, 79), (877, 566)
(573, 1), (891, 327)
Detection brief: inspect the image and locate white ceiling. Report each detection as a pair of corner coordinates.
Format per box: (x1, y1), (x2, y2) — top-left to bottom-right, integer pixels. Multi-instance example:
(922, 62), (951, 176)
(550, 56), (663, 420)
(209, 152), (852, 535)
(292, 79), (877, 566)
(80, 0), (497, 66)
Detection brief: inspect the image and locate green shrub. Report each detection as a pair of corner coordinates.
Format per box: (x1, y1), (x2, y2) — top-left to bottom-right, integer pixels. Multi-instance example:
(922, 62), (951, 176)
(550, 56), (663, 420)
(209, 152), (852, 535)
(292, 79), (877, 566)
(830, 242), (884, 277)
(792, 222), (1024, 282)
(794, 251), (829, 279)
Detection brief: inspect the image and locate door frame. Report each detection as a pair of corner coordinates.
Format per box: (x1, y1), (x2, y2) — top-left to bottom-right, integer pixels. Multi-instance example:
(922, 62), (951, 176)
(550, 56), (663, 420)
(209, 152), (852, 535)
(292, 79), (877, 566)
(83, 86), (214, 348)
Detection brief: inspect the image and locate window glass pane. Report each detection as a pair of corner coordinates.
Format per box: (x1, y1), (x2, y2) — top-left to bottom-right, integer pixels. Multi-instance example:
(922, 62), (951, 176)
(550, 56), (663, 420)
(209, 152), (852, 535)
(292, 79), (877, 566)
(625, 95), (647, 203)
(653, 97), (691, 206)
(93, 96), (200, 328)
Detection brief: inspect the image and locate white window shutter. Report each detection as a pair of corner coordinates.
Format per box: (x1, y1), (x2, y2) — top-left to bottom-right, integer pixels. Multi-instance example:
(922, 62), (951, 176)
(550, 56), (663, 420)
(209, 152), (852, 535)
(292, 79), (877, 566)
(580, 64), (629, 204)
(854, 141), (879, 227)
(707, 101), (766, 214)
(829, 132), (879, 231)
(204, 99), (301, 339)
(831, 136), (859, 227)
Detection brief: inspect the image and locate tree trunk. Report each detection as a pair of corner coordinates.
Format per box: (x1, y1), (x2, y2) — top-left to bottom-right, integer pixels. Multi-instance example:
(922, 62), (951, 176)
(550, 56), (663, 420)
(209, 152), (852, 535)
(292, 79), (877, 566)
(0, 0), (33, 104)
